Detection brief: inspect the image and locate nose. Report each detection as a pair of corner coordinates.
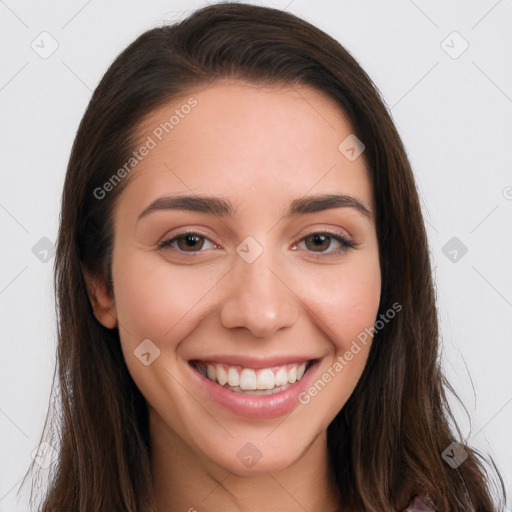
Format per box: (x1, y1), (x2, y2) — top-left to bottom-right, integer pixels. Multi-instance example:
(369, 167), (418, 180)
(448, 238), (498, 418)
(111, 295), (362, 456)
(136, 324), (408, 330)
(220, 248), (299, 338)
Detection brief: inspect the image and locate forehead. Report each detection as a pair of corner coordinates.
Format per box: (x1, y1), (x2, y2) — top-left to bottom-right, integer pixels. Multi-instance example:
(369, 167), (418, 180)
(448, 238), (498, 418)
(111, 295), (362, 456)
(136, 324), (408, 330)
(123, 80), (372, 216)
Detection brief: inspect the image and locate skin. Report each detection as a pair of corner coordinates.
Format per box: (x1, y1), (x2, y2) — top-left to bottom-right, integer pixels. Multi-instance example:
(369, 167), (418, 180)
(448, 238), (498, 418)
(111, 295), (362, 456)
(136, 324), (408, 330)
(88, 81), (381, 512)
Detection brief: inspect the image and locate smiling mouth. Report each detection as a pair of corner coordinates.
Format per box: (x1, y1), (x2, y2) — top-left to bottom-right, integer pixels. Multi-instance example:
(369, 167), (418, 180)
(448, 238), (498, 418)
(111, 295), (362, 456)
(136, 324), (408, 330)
(190, 360), (315, 396)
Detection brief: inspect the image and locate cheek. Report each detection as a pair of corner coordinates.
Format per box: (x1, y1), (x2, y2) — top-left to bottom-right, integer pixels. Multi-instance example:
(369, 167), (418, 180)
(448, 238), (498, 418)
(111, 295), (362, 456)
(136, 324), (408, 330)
(292, 252), (381, 351)
(293, 256), (381, 423)
(109, 250), (221, 404)
(110, 252), (216, 416)
(112, 252), (217, 344)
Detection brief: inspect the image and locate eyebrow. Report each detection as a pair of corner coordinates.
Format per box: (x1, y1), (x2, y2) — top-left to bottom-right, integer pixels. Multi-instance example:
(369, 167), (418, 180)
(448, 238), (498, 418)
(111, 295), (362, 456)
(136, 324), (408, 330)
(137, 193), (373, 222)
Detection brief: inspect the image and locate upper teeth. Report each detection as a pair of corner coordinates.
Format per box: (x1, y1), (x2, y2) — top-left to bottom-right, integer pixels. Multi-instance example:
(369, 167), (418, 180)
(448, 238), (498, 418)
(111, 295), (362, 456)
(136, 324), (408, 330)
(198, 362), (308, 391)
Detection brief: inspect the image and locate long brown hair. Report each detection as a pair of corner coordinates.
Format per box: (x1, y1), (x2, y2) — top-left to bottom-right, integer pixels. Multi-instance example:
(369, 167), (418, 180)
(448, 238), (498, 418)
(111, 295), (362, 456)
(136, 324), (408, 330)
(26, 3), (505, 511)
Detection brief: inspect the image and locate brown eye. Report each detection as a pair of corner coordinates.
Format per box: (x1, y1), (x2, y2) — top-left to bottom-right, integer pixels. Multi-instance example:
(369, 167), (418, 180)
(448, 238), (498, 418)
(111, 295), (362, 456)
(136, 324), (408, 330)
(158, 232), (216, 253)
(176, 234), (205, 252)
(304, 233), (332, 252)
(295, 231), (355, 255)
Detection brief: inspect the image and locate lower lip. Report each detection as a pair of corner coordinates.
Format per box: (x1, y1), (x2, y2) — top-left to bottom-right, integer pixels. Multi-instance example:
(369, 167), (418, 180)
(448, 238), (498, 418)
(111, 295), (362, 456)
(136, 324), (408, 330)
(188, 360), (320, 419)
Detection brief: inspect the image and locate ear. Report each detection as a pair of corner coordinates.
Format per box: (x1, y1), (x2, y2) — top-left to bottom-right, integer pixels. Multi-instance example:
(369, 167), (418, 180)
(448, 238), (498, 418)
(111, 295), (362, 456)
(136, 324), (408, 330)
(83, 268), (117, 329)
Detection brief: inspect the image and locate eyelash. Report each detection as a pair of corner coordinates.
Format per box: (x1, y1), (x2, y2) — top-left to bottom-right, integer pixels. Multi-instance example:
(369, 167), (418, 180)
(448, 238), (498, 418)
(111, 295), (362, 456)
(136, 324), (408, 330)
(292, 230), (356, 256)
(157, 229), (356, 258)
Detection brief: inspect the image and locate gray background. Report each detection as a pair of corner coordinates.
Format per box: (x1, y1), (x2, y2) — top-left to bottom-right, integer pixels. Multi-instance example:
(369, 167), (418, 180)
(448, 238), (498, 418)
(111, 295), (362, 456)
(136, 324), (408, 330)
(1, 0), (511, 509)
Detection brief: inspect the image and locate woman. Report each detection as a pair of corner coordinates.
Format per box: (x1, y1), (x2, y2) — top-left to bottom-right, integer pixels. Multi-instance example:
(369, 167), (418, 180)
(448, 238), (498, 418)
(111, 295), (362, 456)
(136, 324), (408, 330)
(29, 3), (504, 511)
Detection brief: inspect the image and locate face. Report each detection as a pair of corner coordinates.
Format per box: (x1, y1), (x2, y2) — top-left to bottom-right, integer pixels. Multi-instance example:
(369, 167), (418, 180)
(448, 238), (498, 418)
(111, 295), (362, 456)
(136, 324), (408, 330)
(90, 81), (381, 476)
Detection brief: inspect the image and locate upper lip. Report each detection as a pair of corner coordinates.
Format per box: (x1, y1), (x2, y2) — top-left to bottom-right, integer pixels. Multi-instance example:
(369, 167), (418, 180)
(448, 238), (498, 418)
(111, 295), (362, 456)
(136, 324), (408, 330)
(189, 354), (319, 369)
